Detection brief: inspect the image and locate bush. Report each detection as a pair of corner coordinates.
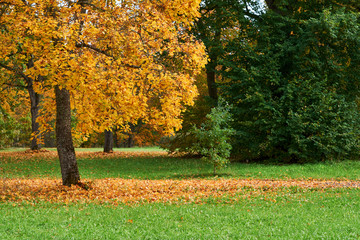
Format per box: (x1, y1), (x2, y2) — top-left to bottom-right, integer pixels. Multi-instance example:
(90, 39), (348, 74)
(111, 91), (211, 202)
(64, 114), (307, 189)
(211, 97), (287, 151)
(161, 95), (213, 155)
(191, 99), (234, 174)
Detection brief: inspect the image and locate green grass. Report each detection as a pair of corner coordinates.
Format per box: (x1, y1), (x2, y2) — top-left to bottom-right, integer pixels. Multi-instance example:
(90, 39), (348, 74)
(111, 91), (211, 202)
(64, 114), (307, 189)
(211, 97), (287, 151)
(2, 153), (360, 180)
(1, 188), (360, 239)
(0, 148), (28, 152)
(1, 148), (360, 239)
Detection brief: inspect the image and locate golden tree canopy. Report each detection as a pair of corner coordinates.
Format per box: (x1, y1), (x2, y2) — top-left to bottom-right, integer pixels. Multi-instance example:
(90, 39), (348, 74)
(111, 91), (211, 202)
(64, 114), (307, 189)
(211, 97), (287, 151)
(0, 0), (207, 138)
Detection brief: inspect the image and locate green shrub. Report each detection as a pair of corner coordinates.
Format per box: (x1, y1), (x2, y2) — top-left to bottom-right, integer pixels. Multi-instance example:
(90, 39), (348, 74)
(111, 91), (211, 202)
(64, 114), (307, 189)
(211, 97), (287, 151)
(161, 96), (213, 155)
(191, 99), (235, 174)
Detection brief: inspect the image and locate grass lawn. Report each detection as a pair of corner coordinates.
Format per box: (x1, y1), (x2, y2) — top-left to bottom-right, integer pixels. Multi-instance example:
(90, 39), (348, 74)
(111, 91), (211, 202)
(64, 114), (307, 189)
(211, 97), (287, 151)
(1, 149), (360, 180)
(1, 148), (360, 239)
(1, 189), (360, 239)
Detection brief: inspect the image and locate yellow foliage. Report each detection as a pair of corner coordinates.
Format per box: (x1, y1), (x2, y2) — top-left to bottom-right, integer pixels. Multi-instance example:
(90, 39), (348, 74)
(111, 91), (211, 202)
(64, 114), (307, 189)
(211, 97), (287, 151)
(0, 0), (207, 139)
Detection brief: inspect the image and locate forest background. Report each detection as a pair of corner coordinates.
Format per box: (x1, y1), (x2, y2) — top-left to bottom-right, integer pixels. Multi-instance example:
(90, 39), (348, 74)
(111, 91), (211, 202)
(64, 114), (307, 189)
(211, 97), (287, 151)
(1, 0), (360, 182)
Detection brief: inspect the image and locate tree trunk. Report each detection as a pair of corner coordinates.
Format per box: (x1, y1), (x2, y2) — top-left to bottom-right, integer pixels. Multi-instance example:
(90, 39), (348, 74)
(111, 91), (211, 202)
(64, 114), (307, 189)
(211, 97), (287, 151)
(55, 86), (80, 186)
(104, 129), (114, 153)
(25, 57), (42, 151)
(127, 133), (134, 148)
(113, 129), (119, 148)
(206, 67), (218, 100)
(28, 86), (41, 150)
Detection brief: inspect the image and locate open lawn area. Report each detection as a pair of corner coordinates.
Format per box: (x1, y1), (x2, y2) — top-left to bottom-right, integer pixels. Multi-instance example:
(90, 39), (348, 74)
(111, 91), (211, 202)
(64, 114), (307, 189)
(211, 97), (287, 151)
(1, 148), (360, 239)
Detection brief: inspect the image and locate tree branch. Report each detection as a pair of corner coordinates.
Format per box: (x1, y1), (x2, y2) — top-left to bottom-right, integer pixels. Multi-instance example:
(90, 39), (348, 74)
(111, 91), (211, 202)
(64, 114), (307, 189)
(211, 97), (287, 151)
(78, 0), (106, 12)
(0, 62), (31, 84)
(1, 82), (27, 89)
(75, 42), (142, 69)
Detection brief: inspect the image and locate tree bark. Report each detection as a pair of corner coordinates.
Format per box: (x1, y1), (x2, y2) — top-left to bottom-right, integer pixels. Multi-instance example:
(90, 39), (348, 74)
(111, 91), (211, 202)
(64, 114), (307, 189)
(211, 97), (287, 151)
(55, 86), (80, 186)
(113, 129), (119, 148)
(28, 86), (41, 150)
(104, 129), (114, 153)
(127, 133), (134, 148)
(25, 58), (42, 150)
(206, 29), (220, 101)
(206, 67), (218, 100)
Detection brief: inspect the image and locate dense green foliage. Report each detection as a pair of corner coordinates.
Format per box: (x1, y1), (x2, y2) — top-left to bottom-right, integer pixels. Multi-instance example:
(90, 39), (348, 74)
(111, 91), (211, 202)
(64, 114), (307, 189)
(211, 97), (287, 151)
(162, 97), (234, 174)
(162, 0), (252, 155)
(220, 3), (360, 162)
(166, 0), (360, 163)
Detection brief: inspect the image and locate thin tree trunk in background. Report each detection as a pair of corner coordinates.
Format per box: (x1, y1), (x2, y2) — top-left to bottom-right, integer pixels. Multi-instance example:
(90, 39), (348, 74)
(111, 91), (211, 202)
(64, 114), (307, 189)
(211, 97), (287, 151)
(55, 86), (80, 186)
(113, 129), (119, 148)
(25, 57), (42, 151)
(104, 129), (114, 153)
(206, 28), (220, 101)
(127, 133), (134, 148)
(264, 0), (290, 15)
(206, 67), (218, 100)
(28, 86), (41, 150)
(126, 123), (136, 148)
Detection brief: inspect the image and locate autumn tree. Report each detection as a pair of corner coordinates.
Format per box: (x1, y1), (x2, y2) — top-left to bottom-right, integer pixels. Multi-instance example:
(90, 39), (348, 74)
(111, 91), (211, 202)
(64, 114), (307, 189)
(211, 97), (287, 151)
(0, 0), (206, 186)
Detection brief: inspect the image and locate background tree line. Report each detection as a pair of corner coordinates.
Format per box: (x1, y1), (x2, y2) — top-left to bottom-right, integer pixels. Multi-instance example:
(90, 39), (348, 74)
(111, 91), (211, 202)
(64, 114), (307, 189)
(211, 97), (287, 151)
(165, 0), (360, 163)
(1, 0), (359, 173)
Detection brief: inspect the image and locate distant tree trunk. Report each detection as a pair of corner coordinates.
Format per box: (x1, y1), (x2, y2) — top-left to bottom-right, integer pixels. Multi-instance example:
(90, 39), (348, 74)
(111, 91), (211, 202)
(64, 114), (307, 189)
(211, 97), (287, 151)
(25, 57), (42, 151)
(104, 129), (114, 153)
(127, 133), (134, 148)
(113, 129), (119, 148)
(206, 29), (220, 101)
(28, 86), (41, 150)
(55, 86), (80, 186)
(126, 123), (136, 148)
(206, 64), (218, 100)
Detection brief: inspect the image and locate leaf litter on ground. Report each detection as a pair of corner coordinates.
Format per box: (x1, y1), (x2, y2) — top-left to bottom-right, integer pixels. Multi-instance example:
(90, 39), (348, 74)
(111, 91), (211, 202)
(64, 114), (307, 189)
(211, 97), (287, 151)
(1, 150), (360, 205)
(1, 178), (360, 205)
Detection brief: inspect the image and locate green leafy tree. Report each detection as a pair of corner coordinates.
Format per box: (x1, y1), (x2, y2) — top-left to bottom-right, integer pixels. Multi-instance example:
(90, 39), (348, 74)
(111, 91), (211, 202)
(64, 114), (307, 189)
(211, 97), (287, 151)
(193, 0), (262, 100)
(191, 99), (234, 174)
(221, 3), (360, 162)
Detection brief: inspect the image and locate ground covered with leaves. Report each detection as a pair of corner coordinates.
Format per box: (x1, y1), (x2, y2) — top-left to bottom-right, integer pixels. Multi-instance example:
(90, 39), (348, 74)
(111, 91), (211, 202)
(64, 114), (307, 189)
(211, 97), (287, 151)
(2, 178), (360, 205)
(1, 150), (360, 205)
(2, 150), (360, 239)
